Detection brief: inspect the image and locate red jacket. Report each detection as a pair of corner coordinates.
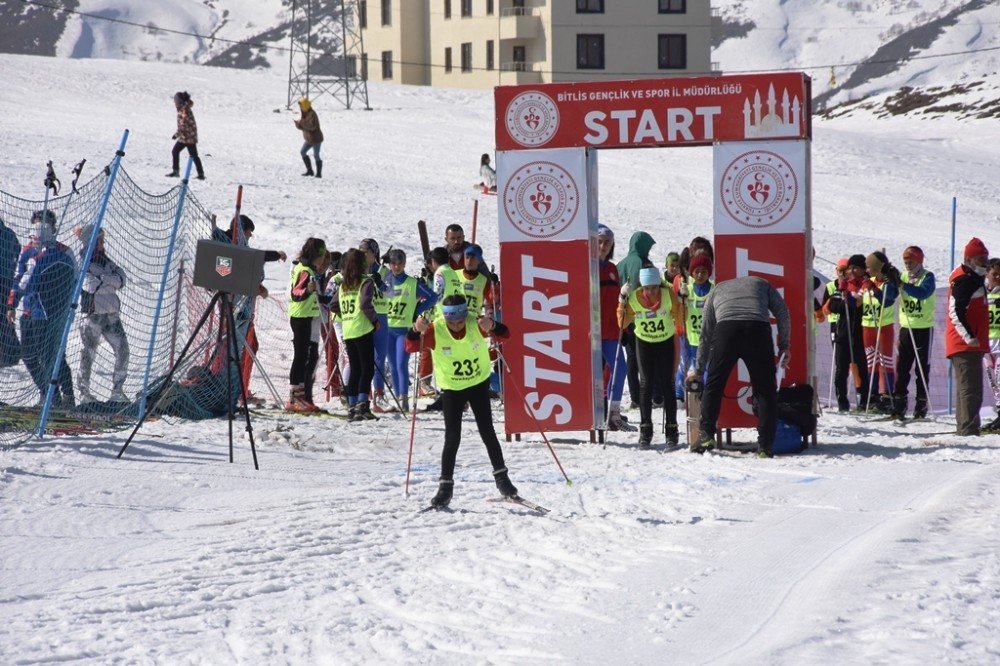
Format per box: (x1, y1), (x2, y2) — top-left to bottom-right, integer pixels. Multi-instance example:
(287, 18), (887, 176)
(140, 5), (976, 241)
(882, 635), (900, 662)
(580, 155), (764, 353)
(598, 260), (621, 340)
(945, 263), (989, 357)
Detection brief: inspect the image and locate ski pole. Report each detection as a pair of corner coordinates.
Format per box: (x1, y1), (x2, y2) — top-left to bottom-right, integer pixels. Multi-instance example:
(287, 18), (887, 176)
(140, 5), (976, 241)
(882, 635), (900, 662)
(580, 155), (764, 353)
(372, 347), (406, 413)
(905, 322), (933, 414)
(604, 328), (625, 430)
(404, 317), (427, 497)
(864, 283), (890, 415)
(495, 348), (572, 486)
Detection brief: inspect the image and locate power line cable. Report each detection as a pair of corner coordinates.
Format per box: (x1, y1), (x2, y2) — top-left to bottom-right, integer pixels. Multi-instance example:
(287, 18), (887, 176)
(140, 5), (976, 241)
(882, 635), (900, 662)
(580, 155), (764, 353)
(19, 0), (1000, 78)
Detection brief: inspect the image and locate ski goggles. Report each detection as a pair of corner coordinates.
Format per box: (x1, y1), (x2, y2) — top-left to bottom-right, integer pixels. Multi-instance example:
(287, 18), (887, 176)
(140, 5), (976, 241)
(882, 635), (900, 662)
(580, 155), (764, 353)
(441, 303), (468, 321)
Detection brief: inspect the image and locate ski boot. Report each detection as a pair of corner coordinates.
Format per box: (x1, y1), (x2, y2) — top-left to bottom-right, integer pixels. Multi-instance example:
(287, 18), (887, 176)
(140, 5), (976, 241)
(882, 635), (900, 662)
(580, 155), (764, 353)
(355, 400), (378, 421)
(982, 415), (1000, 433)
(912, 398), (928, 420)
(638, 423), (653, 449)
(889, 395), (906, 421)
(431, 479), (454, 508)
(607, 409), (636, 432)
(690, 430), (715, 454)
(664, 423), (680, 447)
(493, 467), (518, 498)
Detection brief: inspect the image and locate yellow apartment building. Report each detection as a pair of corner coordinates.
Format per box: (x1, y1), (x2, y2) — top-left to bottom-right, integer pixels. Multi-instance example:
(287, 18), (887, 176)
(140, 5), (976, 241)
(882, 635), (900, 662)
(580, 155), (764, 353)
(359, 0), (713, 88)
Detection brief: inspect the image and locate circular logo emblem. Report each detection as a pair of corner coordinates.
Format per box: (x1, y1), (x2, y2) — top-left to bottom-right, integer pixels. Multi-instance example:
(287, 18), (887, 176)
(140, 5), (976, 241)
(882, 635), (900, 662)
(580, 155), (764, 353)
(720, 150), (798, 228)
(504, 91), (559, 147)
(502, 161), (579, 239)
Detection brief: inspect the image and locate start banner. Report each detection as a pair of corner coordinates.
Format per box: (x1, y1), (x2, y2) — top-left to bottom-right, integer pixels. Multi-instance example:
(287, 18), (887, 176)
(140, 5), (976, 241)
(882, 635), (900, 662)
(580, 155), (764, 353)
(499, 239), (601, 434)
(495, 73), (810, 151)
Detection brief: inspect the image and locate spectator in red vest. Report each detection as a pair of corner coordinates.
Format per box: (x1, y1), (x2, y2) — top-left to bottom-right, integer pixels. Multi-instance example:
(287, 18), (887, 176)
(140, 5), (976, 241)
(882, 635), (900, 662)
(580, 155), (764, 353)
(945, 237), (990, 436)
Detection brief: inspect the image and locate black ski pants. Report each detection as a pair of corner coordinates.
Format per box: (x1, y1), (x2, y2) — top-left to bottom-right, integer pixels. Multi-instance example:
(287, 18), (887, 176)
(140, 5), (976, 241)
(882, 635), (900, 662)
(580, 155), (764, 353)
(171, 141), (205, 178)
(834, 332), (869, 409)
(440, 379), (506, 481)
(344, 330), (375, 399)
(636, 336), (677, 430)
(894, 326), (931, 403)
(289, 316), (320, 400)
(699, 320), (777, 448)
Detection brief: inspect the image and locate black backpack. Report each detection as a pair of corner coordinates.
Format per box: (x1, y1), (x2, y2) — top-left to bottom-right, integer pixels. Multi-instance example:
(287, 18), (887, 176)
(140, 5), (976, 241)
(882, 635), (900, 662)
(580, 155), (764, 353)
(775, 384), (817, 437)
(752, 384), (817, 437)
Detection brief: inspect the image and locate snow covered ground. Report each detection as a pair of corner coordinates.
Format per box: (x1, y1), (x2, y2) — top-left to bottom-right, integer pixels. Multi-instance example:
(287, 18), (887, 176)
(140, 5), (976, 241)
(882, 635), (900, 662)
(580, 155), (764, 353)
(2, 54), (1000, 663)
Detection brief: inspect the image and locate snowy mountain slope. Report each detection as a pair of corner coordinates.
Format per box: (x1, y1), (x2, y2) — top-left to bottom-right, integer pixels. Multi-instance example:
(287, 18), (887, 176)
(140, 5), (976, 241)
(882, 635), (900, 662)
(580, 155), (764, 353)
(714, 0), (1000, 117)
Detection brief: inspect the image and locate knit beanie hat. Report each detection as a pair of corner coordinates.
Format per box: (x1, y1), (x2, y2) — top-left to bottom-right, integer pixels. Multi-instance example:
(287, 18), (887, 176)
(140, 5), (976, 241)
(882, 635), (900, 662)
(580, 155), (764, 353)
(902, 246), (924, 264)
(689, 253), (713, 275)
(964, 237), (988, 261)
(639, 267), (661, 287)
(847, 254), (867, 269)
(597, 224), (613, 239)
(836, 257), (849, 268)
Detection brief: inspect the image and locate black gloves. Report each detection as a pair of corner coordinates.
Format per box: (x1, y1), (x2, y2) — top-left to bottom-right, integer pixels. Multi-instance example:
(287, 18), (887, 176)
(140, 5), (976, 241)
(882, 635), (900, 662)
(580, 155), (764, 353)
(884, 264), (901, 284)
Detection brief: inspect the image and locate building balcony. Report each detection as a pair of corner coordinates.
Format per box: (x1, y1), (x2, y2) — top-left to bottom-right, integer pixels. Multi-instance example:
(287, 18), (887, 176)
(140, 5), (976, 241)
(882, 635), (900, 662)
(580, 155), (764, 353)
(499, 61), (542, 84)
(499, 8), (541, 40)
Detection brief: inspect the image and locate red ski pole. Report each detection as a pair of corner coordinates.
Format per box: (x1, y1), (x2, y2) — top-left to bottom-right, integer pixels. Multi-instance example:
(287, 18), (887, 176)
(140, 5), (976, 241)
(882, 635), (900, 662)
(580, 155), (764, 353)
(495, 349), (572, 486)
(404, 320), (427, 497)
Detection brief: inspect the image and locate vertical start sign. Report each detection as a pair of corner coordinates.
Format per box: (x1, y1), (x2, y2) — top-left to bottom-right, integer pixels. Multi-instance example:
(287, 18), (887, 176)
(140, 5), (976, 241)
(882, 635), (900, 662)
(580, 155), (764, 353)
(497, 148), (602, 435)
(713, 140), (813, 428)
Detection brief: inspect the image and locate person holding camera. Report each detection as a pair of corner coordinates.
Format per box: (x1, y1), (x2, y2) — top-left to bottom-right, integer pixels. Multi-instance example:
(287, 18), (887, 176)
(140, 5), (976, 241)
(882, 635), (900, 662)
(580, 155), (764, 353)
(688, 276), (790, 458)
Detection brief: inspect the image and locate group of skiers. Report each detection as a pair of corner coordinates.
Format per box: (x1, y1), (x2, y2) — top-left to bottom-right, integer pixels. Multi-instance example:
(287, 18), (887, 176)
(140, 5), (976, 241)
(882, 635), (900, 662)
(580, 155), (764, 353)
(818, 238), (997, 437)
(281, 222), (516, 507)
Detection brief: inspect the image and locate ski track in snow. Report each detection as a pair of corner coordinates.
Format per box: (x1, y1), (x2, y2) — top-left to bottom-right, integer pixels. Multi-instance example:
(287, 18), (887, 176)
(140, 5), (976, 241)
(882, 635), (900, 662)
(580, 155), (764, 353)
(4, 413), (1000, 663)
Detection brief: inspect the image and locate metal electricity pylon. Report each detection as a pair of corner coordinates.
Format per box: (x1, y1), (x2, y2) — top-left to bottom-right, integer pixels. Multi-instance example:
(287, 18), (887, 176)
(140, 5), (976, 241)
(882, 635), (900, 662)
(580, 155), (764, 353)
(287, 0), (370, 110)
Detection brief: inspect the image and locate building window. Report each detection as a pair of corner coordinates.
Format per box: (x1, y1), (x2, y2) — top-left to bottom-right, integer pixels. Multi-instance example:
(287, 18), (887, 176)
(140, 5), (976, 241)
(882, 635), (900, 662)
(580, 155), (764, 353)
(577, 34), (604, 69)
(444, 0), (451, 19)
(486, 40), (494, 71)
(512, 45), (526, 70)
(658, 34), (686, 69)
(445, 47), (452, 73)
(381, 0), (391, 26)
(658, 0), (686, 13)
(461, 42), (472, 72)
(359, 1), (367, 29)
(486, 0), (494, 15)
(461, 0), (472, 17)
(576, 0), (604, 13)
(381, 50), (393, 79)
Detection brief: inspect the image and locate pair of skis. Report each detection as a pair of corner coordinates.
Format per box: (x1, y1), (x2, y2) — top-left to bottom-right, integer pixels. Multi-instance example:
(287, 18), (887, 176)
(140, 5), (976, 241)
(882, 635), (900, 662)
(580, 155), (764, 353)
(421, 496), (550, 514)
